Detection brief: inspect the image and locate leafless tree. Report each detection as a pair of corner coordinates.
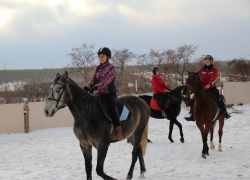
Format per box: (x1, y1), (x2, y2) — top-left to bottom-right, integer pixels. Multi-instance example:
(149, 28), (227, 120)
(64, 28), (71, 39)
(67, 43), (96, 85)
(171, 44), (198, 85)
(111, 49), (136, 95)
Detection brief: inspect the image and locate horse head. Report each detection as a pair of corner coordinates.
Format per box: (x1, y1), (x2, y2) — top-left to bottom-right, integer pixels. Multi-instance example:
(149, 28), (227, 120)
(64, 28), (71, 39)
(182, 70), (200, 95)
(44, 72), (70, 117)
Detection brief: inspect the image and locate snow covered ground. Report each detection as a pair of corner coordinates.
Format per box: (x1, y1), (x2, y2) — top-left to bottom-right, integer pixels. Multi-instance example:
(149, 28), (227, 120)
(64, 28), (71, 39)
(1, 104), (250, 180)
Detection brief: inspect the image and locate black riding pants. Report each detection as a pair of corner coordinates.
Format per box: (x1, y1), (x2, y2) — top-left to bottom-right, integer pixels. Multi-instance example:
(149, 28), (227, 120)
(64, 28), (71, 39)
(207, 86), (220, 101)
(153, 93), (167, 110)
(101, 93), (121, 127)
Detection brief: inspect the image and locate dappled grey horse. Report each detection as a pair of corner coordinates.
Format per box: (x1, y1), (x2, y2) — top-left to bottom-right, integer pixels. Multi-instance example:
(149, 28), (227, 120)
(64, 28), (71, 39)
(43, 72), (150, 180)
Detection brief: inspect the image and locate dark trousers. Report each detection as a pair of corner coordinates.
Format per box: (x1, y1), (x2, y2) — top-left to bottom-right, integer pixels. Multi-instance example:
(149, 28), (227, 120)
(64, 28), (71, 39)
(153, 93), (167, 110)
(101, 93), (121, 127)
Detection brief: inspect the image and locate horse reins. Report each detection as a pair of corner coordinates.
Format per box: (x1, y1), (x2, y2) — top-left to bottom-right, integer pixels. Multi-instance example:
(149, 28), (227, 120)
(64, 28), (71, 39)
(184, 74), (207, 95)
(47, 80), (89, 110)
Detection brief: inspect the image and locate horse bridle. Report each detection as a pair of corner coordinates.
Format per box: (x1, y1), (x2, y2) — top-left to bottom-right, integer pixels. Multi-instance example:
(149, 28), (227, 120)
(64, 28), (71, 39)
(47, 80), (89, 109)
(184, 74), (205, 94)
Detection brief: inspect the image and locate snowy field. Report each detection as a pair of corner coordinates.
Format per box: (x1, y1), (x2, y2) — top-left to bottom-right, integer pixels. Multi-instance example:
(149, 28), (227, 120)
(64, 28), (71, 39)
(1, 104), (250, 180)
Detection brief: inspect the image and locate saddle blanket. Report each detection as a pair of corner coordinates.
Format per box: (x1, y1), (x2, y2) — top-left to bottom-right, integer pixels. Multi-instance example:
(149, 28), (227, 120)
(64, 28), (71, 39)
(120, 104), (130, 122)
(150, 98), (169, 111)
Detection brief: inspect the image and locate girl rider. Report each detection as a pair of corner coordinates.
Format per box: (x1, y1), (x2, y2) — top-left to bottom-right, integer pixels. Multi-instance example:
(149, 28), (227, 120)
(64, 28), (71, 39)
(84, 47), (123, 139)
(151, 67), (172, 117)
(185, 55), (231, 121)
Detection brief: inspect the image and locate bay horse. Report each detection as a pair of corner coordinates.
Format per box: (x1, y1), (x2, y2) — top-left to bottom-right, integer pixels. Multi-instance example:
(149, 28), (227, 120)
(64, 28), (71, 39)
(43, 72), (150, 180)
(182, 71), (225, 159)
(139, 86), (185, 143)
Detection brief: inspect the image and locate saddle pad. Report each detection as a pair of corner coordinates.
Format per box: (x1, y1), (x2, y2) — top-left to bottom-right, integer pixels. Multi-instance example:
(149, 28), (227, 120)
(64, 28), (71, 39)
(119, 104), (130, 122)
(150, 98), (169, 111)
(96, 96), (131, 123)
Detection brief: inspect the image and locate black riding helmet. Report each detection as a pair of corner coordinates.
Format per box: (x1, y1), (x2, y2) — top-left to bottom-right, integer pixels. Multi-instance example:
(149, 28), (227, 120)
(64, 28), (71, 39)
(97, 47), (111, 59)
(152, 66), (160, 74)
(204, 55), (213, 61)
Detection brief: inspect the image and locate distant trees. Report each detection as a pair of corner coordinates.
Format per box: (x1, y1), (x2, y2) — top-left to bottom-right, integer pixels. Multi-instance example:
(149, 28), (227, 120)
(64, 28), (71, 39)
(0, 81), (51, 104)
(228, 58), (250, 81)
(67, 43), (97, 85)
(111, 49), (136, 95)
(7, 43), (248, 104)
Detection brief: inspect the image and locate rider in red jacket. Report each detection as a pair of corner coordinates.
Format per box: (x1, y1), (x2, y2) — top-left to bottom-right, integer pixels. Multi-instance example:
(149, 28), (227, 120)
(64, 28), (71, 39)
(185, 55), (231, 121)
(151, 67), (171, 117)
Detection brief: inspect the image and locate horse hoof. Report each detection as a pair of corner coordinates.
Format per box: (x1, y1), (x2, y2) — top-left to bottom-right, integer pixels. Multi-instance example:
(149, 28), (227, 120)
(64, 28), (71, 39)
(168, 138), (174, 143)
(202, 154), (206, 159)
(126, 175), (132, 180)
(139, 171), (145, 179)
(148, 139), (153, 143)
(180, 138), (185, 143)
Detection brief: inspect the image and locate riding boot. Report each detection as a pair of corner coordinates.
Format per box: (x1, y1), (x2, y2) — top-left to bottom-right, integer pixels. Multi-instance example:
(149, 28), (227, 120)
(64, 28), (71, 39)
(218, 99), (231, 119)
(114, 126), (123, 139)
(184, 98), (195, 121)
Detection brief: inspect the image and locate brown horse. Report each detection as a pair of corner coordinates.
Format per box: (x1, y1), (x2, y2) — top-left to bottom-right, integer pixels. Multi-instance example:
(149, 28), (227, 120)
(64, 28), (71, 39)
(182, 72), (225, 159)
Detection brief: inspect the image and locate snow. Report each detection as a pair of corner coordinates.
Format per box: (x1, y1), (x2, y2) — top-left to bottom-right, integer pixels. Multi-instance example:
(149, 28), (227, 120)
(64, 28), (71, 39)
(1, 104), (250, 180)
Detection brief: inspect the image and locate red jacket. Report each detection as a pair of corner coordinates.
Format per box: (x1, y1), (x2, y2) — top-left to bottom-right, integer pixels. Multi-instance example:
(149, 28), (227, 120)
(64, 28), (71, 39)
(151, 75), (171, 93)
(199, 65), (218, 88)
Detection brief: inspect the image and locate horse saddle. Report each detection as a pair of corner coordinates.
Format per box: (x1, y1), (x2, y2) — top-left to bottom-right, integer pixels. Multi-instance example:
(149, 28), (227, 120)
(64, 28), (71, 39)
(96, 96), (131, 123)
(209, 93), (227, 111)
(150, 98), (170, 111)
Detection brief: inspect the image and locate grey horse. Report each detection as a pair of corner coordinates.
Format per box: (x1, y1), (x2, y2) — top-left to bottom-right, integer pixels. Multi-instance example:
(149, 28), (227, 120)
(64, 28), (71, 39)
(43, 72), (150, 180)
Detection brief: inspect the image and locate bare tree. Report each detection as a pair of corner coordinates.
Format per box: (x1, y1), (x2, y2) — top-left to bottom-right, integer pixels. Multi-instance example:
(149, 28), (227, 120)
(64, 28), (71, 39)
(67, 43), (97, 84)
(228, 58), (250, 82)
(111, 49), (136, 95)
(172, 44), (198, 85)
(132, 54), (152, 93)
(149, 49), (175, 86)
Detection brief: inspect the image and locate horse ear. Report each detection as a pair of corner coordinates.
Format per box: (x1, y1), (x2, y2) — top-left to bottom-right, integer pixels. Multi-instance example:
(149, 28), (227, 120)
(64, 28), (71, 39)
(61, 71), (68, 82)
(56, 73), (60, 78)
(187, 70), (190, 75)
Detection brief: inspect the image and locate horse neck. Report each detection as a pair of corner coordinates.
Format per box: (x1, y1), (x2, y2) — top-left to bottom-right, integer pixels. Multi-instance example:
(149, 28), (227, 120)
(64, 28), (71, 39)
(65, 80), (100, 127)
(193, 81), (209, 106)
(66, 79), (85, 101)
(170, 87), (182, 104)
(66, 80), (88, 119)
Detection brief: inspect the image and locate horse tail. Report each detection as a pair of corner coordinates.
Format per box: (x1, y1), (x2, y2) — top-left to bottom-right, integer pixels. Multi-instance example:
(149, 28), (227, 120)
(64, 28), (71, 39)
(140, 123), (148, 156)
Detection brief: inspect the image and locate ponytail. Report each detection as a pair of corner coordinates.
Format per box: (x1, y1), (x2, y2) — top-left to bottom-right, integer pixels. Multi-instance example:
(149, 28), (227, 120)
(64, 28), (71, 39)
(93, 63), (101, 85)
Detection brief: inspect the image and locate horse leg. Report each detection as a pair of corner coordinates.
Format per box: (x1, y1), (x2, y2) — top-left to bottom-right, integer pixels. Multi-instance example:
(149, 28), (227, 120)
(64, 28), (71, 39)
(218, 117), (224, 151)
(173, 118), (184, 143)
(196, 121), (208, 158)
(168, 119), (175, 143)
(96, 144), (115, 180)
(202, 123), (212, 158)
(138, 145), (146, 179)
(210, 122), (215, 149)
(126, 140), (141, 180)
(80, 143), (92, 180)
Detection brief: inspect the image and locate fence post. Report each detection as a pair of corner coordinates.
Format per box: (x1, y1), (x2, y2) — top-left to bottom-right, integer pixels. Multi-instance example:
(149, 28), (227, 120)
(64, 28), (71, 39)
(220, 72), (222, 94)
(23, 101), (29, 133)
(135, 80), (138, 94)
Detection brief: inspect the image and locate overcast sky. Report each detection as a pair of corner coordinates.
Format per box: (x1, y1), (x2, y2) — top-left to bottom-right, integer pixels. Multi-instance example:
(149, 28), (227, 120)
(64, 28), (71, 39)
(0, 0), (250, 69)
